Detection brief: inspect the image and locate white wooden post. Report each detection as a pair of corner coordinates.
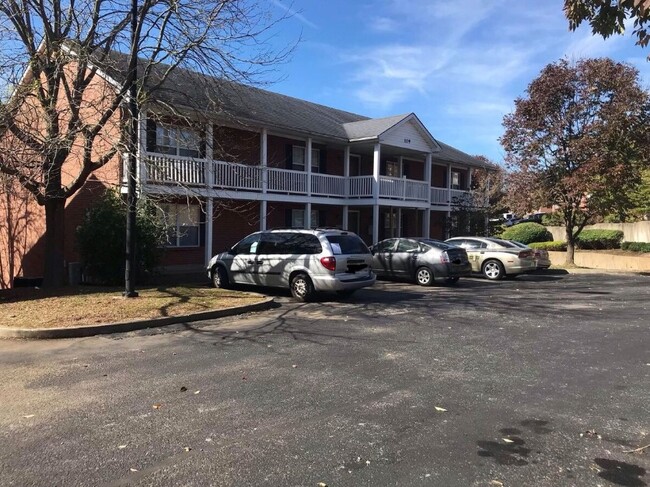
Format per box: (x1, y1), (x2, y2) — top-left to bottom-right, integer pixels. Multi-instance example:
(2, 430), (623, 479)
(205, 122), (214, 187)
(372, 143), (381, 244)
(204, 122), (214, 266)
(343, 145), (350, 230)
(205, 197), (214, 266)
(447, 163), (452, 208)
(306, 138), (312, 228)
(260, 128), (268, 231)
(423, 153), (432, 237)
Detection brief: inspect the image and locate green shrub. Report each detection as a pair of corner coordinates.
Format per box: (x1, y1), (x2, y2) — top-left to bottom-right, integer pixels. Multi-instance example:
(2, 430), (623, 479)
(529, 241), (567, 251)
(621, 241), (650, 252)
(500, 222), (553, 244)
(575, 229), (624, 250)
(541, 212), (564, 226)
(76, 190), (166, 284)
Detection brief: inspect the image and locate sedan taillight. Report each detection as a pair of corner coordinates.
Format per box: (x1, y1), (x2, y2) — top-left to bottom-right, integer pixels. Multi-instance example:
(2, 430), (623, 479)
(518, 250), (533, 258)
(440, 251), (450, 263)
(320, 256), (337, 271)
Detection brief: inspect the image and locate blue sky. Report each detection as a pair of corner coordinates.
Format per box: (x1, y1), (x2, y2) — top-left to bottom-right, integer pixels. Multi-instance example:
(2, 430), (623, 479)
(268, 0), (650, 165)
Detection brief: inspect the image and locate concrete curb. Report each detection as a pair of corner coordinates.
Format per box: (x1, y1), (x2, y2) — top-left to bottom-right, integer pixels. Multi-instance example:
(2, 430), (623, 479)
(0, 297), (275, 340)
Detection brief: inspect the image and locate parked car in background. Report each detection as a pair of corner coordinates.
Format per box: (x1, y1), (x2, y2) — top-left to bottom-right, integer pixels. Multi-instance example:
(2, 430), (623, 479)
(207, 229), (375, 301)
(444, 237), (536, 280)
(507, 240), (551, 270)
(370, 237), (472, 286)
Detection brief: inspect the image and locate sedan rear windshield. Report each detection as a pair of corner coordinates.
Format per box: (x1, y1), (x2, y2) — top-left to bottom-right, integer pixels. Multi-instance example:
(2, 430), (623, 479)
(420, 239), (452, 250)
(326, 235), (370, 255)
(489, 238), (517, 248)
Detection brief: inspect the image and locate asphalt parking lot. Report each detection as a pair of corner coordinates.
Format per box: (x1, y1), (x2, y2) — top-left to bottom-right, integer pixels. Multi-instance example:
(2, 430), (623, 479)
(1, 272), (648, 487)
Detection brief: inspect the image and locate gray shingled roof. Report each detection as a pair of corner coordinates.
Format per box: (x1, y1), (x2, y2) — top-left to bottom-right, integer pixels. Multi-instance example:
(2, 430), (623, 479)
(342, 114), (410, 140)
(99, 51), (486, 167)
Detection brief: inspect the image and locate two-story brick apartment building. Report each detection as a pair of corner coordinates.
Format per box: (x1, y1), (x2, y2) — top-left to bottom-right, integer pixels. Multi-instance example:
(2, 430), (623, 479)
(2, 57), (493, 284)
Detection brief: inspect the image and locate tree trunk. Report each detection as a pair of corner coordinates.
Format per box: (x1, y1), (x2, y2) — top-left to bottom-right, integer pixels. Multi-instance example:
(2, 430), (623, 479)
(43, 198), (66, 287)
(565, 227), (575, 265)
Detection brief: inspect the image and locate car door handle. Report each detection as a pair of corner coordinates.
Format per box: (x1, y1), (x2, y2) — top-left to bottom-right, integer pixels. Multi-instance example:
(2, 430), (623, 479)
(246, 259), (255, 264)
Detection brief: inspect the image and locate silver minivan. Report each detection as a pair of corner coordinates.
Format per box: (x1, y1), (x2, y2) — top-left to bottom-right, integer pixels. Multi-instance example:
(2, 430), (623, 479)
(207, 229), (376, 301)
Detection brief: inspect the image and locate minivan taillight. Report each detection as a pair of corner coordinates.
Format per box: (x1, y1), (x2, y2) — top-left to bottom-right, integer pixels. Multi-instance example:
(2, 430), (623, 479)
(320, 256), (337, 271)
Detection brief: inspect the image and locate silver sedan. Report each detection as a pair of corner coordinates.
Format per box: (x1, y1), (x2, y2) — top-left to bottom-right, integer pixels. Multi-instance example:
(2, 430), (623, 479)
(445, 237), (537, 280)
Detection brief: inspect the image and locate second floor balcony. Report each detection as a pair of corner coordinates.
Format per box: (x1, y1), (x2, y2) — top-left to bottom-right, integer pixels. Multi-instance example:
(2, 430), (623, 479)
(136, 153), (477, 207)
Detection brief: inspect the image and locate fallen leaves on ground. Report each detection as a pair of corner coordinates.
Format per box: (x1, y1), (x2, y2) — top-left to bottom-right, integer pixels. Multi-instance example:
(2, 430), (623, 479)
(0, 286), (266, 329)
(434, 406), (447, 412)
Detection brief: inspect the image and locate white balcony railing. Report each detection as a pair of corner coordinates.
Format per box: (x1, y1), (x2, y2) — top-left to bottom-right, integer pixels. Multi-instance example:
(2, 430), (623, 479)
(267, 167), (307, 194)
(138, 153), (476, 206)
(430, 187), (448, 205)
(378, 176), (429, 201)
(146, 154), (204, 186)
(311, 173), (346, 197)
(213, 160), (262, 190)
(348, 176), (373, 197)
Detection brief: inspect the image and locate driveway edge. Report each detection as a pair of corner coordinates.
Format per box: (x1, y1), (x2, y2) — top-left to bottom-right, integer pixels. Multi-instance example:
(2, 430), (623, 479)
(0, 297), (275, 340)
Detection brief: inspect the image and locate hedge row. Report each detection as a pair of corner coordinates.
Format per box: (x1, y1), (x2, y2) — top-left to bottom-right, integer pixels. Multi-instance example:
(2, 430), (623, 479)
(575, 230), (624, 250)
(499, 223), (552, 245)
(621, 241), (650, 252)
(529, 241), (567, 251)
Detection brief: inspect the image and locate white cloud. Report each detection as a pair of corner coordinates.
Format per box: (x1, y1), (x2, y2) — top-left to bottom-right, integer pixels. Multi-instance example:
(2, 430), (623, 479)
(271, 0), (318, 29)
(369, 16), (399, 33)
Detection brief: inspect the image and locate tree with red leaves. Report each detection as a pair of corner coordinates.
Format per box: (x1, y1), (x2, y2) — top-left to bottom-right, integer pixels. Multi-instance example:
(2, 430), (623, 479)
(501, 58), (650, 264)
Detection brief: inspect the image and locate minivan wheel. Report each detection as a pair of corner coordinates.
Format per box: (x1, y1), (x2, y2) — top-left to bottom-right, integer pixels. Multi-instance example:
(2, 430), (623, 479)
(212, 266), (230, 289)
(290, 273), (314, 302)
(415, 267), (434, 286)
(482, 260), (505, 280)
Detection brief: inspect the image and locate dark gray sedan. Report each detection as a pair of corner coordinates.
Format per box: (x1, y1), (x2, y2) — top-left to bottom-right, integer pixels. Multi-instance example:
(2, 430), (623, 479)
(370, 238), (472, 286)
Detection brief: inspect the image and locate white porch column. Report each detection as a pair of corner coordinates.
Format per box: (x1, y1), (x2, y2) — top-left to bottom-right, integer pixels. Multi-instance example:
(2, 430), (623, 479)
(204, 122), (214, 265)
(467, 166), (472, 191)
(343, 145), (350, 230)
(205, 197), (214, 266)
(306, 138), (313, 229)
(446, 210), (452, 239)
(446, 163), (452, 208)
(204, 122), (214, 187)
(423, 153), (432, 237)
(372, 143), (381, 244)
(260, 128), (268, 231)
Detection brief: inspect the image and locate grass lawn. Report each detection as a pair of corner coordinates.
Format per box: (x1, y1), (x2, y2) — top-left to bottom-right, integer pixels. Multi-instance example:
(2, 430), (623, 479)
(0, 285), (266, 329)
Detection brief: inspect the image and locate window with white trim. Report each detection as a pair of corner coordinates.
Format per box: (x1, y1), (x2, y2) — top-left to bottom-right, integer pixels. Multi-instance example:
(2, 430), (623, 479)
(451, 171), (461, 190)
(292, 146), (320, 172)
(291, 209), (319, 229)
(386, 161), (400, 177)
(155, 124), (202, 158)
(158, 204), (201, 247)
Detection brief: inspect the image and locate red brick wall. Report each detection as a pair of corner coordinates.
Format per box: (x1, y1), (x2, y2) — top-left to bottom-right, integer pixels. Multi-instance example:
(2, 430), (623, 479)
(212, 201), (261, 252)
(430, 211), (447, 240)
(403, 158), (424, 180)
(432, 164), (447, 187)
(213, 126), (260, 165)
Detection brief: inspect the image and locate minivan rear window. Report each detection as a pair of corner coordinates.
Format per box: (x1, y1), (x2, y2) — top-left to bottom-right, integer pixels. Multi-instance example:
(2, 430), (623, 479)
(326, 235), (370, 255)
